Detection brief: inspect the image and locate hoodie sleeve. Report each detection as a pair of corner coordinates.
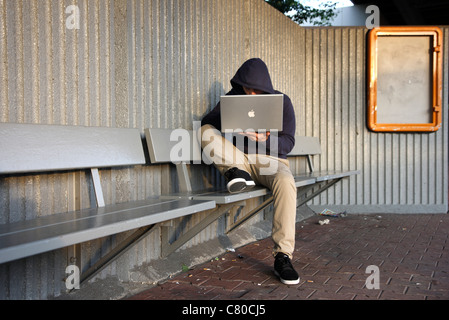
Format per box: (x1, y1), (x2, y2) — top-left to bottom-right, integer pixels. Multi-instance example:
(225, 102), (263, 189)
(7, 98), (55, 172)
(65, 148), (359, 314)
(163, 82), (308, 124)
(264, 93), (296, 158)
(201, 87), (242, 130)
(201, 102), (222, 130)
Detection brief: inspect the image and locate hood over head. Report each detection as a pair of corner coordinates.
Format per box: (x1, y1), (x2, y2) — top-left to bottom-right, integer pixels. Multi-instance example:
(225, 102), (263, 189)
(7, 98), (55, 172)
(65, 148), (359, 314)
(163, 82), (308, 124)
(230, 58), (275, 94)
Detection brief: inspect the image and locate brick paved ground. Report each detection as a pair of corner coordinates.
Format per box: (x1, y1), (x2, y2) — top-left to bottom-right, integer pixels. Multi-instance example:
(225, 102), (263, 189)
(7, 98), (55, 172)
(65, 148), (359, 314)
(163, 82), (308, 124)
(128, 213), (449, 300)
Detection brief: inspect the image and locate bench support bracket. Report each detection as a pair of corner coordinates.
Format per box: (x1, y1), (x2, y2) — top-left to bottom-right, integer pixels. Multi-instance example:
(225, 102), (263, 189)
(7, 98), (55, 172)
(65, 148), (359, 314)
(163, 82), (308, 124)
(161, 201), (245, 257)
(79, 225), (156, 286)
(91, 168), (105, 207)
(226, 178), (342, 234)
(176, 163), (192, 193)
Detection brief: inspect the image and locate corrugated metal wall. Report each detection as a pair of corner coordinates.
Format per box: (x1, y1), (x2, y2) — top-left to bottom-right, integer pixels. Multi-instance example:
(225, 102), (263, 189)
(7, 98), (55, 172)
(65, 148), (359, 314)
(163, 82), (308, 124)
(304, 27), (449, 215)
(0, 0), (447, 299)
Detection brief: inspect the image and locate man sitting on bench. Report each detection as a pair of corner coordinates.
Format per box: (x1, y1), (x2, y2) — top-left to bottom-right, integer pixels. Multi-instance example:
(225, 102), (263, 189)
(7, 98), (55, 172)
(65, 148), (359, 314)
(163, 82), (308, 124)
(199, 58), (300, 285)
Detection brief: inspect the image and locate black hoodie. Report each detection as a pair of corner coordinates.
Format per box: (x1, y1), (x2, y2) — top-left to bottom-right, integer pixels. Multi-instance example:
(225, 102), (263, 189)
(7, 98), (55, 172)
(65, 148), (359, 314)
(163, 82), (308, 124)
(201, 58), (296, 159)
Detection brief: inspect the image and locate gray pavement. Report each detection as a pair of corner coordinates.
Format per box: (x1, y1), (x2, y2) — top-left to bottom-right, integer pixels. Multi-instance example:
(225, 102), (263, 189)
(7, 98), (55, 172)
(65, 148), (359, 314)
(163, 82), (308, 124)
(128, 213), (449, 300)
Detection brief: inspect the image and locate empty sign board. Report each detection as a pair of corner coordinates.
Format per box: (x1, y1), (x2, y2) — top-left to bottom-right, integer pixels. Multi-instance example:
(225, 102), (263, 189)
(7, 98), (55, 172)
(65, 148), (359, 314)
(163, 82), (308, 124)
(367, 27), (443, 132)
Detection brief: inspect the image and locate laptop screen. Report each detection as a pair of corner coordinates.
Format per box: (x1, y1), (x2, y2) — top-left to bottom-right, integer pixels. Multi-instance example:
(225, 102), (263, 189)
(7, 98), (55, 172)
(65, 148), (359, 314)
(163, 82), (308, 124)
(220, 94), (284, 132)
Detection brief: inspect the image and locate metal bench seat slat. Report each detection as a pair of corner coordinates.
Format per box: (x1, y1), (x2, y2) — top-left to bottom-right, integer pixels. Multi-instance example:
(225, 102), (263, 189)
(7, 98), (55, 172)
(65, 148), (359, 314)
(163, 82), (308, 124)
(294, 176), (317, 187)
(0, 198), (215, 264)
(160, 177), (319, 204)
(160, 186), (268, 204)
(190, 187), (269, 204)
(294, 170), (360, 182)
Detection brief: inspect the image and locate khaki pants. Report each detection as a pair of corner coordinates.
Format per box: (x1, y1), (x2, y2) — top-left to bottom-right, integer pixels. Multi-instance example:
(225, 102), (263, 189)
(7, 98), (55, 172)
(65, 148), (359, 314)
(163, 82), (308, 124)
(199, 125), (297, 258)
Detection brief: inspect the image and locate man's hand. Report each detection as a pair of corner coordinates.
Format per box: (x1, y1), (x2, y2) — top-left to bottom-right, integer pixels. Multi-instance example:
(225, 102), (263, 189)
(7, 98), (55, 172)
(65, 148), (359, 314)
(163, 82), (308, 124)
(238, 131), (270, 142)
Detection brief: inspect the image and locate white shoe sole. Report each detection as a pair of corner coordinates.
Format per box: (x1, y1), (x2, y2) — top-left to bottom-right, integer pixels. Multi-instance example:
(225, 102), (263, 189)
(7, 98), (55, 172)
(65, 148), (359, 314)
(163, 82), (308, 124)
(227, 178), (255, 194)
(274, 271), (300, 285)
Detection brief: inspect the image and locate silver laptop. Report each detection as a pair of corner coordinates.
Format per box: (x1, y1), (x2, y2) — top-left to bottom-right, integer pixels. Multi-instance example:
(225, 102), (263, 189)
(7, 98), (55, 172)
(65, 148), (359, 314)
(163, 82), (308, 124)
(220, 94), (284, 132)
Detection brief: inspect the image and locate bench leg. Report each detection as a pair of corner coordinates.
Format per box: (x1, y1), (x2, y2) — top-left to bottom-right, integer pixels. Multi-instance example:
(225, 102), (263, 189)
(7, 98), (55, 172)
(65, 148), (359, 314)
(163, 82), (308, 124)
(67, 172), (82, 273)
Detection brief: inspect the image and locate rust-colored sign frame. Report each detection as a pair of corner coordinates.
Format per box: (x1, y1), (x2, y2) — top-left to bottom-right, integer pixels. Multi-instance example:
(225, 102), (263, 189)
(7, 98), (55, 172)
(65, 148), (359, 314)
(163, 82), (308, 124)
(367, 26), (443, 132)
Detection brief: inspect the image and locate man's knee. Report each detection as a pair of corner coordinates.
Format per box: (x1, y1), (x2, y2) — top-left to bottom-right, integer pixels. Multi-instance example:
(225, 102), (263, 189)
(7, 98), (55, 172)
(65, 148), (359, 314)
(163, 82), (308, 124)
(273, 171), (296, 192)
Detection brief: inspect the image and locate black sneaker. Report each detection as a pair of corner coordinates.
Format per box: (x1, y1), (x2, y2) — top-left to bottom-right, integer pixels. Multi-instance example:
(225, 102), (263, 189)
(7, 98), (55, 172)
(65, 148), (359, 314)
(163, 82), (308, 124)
(274, 253), (300, 285)
(224, 167), (255, 194)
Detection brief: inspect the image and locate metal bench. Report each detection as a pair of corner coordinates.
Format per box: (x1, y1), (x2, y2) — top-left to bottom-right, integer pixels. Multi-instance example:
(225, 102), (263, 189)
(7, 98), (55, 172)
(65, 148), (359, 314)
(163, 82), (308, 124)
(0, 123), (216, 281)
(144, 128), (360, 256)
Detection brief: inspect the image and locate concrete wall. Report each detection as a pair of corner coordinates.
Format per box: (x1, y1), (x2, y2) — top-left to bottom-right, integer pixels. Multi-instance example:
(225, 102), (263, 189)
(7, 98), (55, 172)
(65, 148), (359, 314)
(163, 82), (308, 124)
(0, 0), (447, 299)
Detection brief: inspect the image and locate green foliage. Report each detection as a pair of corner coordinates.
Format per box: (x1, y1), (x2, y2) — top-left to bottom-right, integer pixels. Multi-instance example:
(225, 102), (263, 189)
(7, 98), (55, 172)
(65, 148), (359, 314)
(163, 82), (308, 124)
(266, 0), (337, 26)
